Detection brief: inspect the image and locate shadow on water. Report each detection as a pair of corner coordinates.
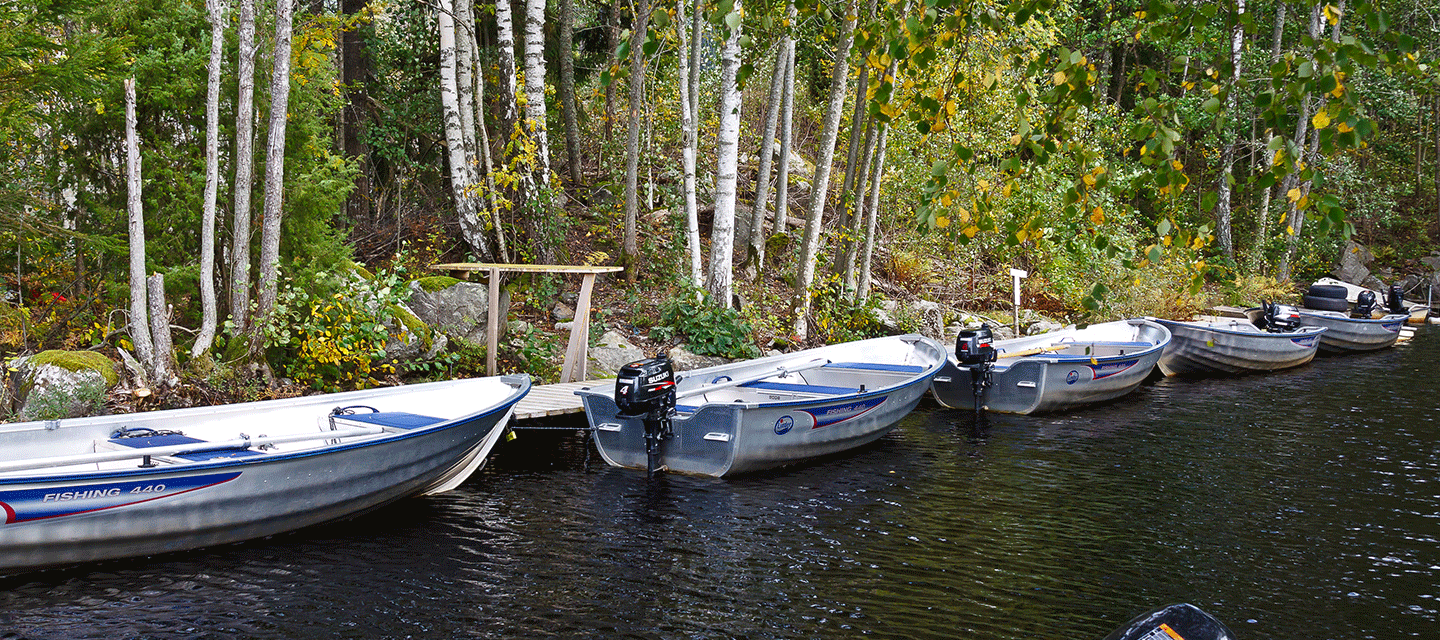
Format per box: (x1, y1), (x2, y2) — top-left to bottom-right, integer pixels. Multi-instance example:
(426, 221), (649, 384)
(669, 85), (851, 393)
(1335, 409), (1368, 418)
(3, 331), (1439, 638)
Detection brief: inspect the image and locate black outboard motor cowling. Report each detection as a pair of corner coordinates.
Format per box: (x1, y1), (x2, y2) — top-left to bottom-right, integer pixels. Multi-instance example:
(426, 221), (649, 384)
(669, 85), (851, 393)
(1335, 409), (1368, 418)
(1386, 284), (1406, 315)
(956, 324), (998, 366)
(1264, 302), (1302, 333)
(615, 354), (676, 417)
(1354, 290), (1378, 318)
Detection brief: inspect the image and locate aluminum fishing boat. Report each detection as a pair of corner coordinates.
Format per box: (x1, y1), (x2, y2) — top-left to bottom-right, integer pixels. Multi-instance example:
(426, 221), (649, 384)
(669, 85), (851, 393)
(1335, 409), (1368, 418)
(1150, 306), (1326, 376)
(575, 334), (947, 477)
(1312, 276), (1431, 323)
(0, 375), (530, 574)
(1290, 308), (1407, 353)
(931, 319), (1170, 415)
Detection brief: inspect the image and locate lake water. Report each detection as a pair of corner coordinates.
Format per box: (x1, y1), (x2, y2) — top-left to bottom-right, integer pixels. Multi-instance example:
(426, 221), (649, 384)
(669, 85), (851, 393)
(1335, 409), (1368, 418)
(3, 330), (1438, 639)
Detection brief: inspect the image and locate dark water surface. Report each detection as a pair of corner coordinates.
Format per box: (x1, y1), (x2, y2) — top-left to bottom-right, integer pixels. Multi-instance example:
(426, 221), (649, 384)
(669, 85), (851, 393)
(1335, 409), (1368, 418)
(3, 331), (1439, 639)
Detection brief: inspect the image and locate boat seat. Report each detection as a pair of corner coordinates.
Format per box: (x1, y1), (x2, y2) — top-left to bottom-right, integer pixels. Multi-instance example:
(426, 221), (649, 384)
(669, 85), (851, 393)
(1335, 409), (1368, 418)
(740, 381), (859, 396)
(822, 362), (924, 374)
(107, 434), (265, 462)
(331, 411), (444, 430)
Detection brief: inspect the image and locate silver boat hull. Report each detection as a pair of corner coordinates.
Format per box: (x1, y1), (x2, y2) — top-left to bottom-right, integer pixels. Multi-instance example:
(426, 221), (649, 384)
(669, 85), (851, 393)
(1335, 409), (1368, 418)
(1296, 310), (1407, 353)
(931, 319), (1170, 414)
(577, 335), (946, 477)
(1151, 317), (1326, 376)
(0, 376), (530, 574)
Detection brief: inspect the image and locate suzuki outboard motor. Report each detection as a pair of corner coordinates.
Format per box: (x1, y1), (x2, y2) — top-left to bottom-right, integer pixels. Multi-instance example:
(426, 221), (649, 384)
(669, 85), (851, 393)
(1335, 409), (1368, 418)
(615, 354), (676, 477)
(1263, 301), (1302, 333)
(955, 324), (998, 422)
(1386, 284), (1406, 315)
(1354, 290), (1378, 318)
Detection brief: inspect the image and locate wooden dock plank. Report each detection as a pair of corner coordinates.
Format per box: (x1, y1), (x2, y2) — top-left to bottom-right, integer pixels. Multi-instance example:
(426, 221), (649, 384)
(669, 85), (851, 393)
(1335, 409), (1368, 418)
(514, 379), (611, 422)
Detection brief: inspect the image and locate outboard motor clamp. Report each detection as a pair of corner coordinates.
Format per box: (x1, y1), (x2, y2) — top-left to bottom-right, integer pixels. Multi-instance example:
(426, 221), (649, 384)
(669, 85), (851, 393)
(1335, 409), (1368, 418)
(1354, 290), (1378, 318)
(1386, 284), (1406, 315)
(1263, 301), (1302, 333)
(615, 354), (677, 477)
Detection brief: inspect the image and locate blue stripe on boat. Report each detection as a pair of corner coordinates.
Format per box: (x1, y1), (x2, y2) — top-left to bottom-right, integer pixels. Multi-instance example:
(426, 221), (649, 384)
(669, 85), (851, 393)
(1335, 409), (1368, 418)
(741, 381), (858, 395)
(822, 362), (925, 373)
(333, 412), (444, 430)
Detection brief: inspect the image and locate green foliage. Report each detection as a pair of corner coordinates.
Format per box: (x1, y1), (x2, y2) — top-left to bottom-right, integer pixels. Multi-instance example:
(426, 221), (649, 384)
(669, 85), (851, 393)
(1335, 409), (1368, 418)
(19, 374), (108, 422)
(414, 276), (462, 293)
(502, 324), (560, 383)
(654, 288), (761, 359)
(806, 276), (890, 344)
(255, 267), (409, 392)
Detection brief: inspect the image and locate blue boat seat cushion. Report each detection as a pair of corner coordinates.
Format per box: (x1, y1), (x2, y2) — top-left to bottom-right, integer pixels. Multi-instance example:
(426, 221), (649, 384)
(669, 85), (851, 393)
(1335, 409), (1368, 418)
(740, 381), (859, 395)
(333, 411), (445, 430)
(108, 434), (265, 462)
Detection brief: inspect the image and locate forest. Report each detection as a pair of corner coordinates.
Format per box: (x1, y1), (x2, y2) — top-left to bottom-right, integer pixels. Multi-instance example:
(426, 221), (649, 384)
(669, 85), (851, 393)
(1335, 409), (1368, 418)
(1, 0), (1438, 405)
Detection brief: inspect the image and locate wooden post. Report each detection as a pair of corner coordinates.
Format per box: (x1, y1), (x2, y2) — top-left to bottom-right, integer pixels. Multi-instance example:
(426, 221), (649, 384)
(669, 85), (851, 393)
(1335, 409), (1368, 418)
(487, 267), (500, 375)
(560, 272), (598, 382)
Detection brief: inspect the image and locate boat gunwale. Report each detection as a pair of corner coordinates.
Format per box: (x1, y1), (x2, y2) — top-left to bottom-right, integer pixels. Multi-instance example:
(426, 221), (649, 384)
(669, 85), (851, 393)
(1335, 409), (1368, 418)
(1296, 310), (1409, 326)
(0, 376), (532, 486)
(1150, 317), (1329, 340)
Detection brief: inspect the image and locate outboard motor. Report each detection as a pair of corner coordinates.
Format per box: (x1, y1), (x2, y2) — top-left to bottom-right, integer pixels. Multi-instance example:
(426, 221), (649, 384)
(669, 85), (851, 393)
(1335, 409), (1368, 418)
(1386, 284), (1406, 315)
(1354, 290), (1378, 318)
(1103, 603), (1235, 640)
(955, 324), (998, 422)
(1263, 301), (1302, 333)
(615, 353), (677, 477)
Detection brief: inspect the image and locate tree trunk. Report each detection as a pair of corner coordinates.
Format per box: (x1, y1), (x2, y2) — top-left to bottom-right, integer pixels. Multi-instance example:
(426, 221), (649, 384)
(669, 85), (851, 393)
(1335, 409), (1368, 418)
(1252, 0), (1286, 273)
(840, 119), (876, 294)
(125, 77), (155, 371)
(791, 0), (859, 338)
(1277, 5), (1323, 282)
(470, 21), (510, 263)
(622, 0), (653, 282)
(744, 43), (788, 280)
(495, 0), (521, 127)
(229, 0), (258, 333)
(194, 0), (225, 358)
(523, 0), (551, 185)
(773, 2), (797, 234)
(147, 274), (174, 385)
(440, 0), (492, 261)
(558, 0), (581, 184)
(455, 0), (479, 183)
(858, 126), (889, 299)
(603, 1), (621, 144)
(1434, 93), (1439, 227)
(707, 0), (744, 307)
(677, 0), (703, 286)
(341, 0), (370, 225)
(252, 0), (296, 348)
(839, 0), (876, 202)
(1213, 0), (1245, 258)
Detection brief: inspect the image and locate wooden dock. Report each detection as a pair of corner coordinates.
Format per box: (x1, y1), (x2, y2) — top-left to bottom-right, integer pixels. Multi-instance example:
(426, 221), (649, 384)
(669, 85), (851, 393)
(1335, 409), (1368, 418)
(512, 379), (610, 424)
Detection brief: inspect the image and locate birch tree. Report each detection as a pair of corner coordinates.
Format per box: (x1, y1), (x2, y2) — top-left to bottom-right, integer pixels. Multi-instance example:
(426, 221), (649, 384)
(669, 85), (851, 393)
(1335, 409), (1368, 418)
(1277, 5), (1324, 282)
(622, 0), (653, 281)
(558, 0), (582, 184)
(791, 0), (859, 338)
(229, 0), (257, 333)
(124, 77), (154, 371)
(440, 0), (492, 261)
(495, 0), (521, 128)
(523, 0), (551, 184)
(857, 127), (889, 299)
(677, 0), (703, 285)
(1252, 0), (1286, 271)
(772, 0), (798, 233)
(707, 0), (744, 306)
(1212, 0), (1245, 258)
(744, 43), (788, 281)
(252, 0), (296, 354)
(194, 0), (225, 358)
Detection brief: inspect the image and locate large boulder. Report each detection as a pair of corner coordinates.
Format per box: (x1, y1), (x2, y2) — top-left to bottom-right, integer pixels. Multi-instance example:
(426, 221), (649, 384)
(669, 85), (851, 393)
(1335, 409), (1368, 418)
(666, 345), (730, 371)
(7, 350), (118, 421)
(383, 303), (447, 364)
(407, 278), (510, 345)
(587, 330), (646, 378)
(1333, 240), (1375, 288)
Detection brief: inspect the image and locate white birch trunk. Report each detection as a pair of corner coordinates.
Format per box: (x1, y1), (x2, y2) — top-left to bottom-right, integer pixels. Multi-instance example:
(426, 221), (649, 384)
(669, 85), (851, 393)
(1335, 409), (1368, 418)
(1278, 5), (1323, 281)
(455, 0), (479, 184)
(744, 43), (787, 279)
(840, 120), (877, 294)
(125, 77), (155, 370)
(194, 0), (225, 358)
(791, 0), (859, 338)
(470, 28), (510, 262)
(495, 0), (520, 125)
(147, 274), (174, 385)
(1213, 0), (1245, 257)
(523, 0), (551, 184)
(773, 2), (797, 233)
(253, 0), (296, 339)
(1253, 0), (1286, 272)
(678, 0), (703, 286)
(707, 0), (744, 307)
(857, 126), (889, 299)
(440, 0), (491, 260)
(229, 0), (257, 333)
(623, 0), (653, 278)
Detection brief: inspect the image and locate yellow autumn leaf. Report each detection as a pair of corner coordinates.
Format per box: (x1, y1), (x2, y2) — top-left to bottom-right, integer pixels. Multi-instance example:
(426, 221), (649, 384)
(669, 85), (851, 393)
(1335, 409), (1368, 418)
(958, 207), (971, 223)
(1017, 229), (1029, 243)
(1003, 182), (1013, 197)
(1272, 149), (1285, 166)
(1208, 83), (1220, 95)
(1082, 174), (1097, 188)
(1337, 121), (1353, 133)
(1010, 134), (1022, 146)
(1323, 3), (1339, 24)
(1286, 225), (1296, 235)
(1286, 187), (1302, 203)
(935, 216), (950, 229)
(962, 225), (979, 238)
(1090, 206), (1105, 225)
(1162, 235), (1172, 247)
(1312, 109), (1332, 130)
(1171, 160), (1184, 171)
(1053, 71), (1067, 85)
(978, 179), (991, 191)
(940, 193), (953, 206)
(1182, 81), (1195, 90)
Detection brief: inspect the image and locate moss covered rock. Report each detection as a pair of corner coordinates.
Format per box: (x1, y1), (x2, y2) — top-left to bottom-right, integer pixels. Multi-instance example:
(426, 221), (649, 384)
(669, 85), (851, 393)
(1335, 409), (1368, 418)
(7, 350), (117, 421)
(414, 275), (462, 293)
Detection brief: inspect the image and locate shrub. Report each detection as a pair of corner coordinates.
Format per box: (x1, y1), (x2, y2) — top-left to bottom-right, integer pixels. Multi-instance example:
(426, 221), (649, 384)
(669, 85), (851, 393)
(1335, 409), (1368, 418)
(256, 268), (409, 392)
(654, 288), (762, 359)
